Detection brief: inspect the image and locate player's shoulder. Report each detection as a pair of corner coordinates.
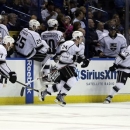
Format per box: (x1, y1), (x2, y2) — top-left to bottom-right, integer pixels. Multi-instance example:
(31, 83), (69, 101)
(0, 44), (6, 53)
(41, 30), (49, 35)
(28, 29), (40, 37)
(117, 33), (126, 39)
(0, 24), (8, 31)
(63, 40), (75, 47)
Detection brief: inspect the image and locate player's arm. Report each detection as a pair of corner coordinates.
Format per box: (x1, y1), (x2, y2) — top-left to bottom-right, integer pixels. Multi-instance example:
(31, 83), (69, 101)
(109, 47), (129, 71)
(0, 53), (16, 84)
(33, 33), (49, 53)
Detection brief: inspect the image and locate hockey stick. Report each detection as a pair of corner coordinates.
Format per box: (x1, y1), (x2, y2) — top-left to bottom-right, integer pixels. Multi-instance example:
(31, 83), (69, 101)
(0, 72), (40, 93)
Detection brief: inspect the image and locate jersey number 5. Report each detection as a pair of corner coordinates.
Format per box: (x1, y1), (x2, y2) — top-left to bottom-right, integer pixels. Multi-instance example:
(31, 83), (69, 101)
(16, 35), (26, 49)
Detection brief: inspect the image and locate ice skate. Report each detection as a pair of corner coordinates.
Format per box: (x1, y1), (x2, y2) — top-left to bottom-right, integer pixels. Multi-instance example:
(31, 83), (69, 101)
(104, 95), (113, 104)
(38, 89), (48, 101)
(54, 93), (66, 107)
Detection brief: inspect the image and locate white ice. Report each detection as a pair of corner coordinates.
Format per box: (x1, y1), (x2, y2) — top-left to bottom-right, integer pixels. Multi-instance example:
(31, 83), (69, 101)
(0, 103), (130, 130)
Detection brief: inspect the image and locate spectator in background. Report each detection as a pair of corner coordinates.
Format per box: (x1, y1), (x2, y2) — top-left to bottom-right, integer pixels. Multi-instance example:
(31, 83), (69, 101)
(114, 0), (125, 15)
(2, 14), (8, 26)
(73, 9), (86, 29)
(30, 0), (45, 16)
(7, 13), (20, 31)
(57, 13), (65, 32)
(41, 1), (58, 23)
(96, 22), (108, 39)
(86, 19), (99, 58)
(69, 1), (78, 19)
(73, 21), (85, 37)
(96, 25), (127, 58)
(64, 15), (73, 40)
(112, 14), (124, 34)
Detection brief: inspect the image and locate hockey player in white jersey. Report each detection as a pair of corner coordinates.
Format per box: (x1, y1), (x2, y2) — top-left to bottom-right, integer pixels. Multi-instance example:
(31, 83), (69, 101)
(0, 35), (17, 88)
(41, 19), (65, 76)
(104, 45), (130, 103)
(15, 19), (50, 75)
(96, 25), (127, 58)
(38, 31), (90, 106)
(0, 15), (10, 41)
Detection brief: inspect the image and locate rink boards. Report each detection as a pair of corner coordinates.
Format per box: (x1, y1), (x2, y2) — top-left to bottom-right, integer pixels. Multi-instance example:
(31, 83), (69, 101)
(0, 58), (130, 105)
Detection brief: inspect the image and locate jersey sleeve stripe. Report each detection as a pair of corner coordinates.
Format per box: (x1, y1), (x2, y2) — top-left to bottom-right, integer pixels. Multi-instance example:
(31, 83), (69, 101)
(35, 44), (44, 51)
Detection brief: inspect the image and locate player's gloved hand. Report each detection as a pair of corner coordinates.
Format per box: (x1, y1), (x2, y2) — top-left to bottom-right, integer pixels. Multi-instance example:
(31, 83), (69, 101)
(9, 71), (17, 83)
(81, 59), (90, 68)
(53, 54), (59, 63)
(47, 48), (56, 54)
(72, 55), (83, 63)
(109, 64), (118, 71)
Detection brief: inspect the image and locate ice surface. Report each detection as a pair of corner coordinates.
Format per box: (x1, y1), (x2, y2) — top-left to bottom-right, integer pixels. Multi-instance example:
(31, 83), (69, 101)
(0, 103), (130, 130)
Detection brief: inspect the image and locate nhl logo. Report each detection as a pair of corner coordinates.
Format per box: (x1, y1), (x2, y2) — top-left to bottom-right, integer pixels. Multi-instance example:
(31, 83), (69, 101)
(110, 43), (117, 51)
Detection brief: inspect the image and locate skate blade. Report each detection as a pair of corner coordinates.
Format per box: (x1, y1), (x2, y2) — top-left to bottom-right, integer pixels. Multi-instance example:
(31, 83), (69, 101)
(54, 99), (65, 107)
(103, 100), (110, 104)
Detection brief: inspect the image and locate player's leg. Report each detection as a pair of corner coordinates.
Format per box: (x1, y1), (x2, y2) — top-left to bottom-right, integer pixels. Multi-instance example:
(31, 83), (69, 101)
(104, 71), (128, 103)
(55, 66), (77, 105)
(0, 75), (4, 88)
(55, 76), (77, 106)
(38, 80), (65, 101)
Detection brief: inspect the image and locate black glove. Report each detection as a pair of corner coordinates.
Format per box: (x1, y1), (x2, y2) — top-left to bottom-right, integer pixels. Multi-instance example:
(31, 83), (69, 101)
(73, 55), (83, 63)
(9, 71), (17, 83)
(109, 64), (118, 71)
(81, 59), (90, 68)
(47, 48), (56, 54)
(53, 54), (59, 63)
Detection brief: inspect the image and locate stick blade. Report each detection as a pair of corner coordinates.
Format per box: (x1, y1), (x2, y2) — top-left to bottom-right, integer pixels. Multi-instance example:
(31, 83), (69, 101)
(20, 87), (25, 96)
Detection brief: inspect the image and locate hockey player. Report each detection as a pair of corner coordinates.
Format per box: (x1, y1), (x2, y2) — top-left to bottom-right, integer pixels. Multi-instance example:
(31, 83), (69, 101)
(38, 31), (90, 106)
(0, 35), (17, 88)
(96, 25), (127, 58)
(104, 45), (130, 103)
(15, 19), (50, 75)
(41, 19), (65, 74)
(0, 15), (10, 40)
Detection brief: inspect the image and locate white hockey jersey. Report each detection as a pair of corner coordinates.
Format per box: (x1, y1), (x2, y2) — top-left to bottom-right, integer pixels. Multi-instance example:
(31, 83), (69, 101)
(96, 33), (127, 57)
(15, 28), (49, 59)
(114, 45), (130, 73)
(41, 30), (64, 53)
(0, 24), (9, 44)
(0, 45), (11, 76)
(58, 40), (85, 67)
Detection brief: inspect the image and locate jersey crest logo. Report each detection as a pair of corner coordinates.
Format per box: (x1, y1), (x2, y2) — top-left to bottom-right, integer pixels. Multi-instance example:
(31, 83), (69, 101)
(110, 43), (117, 51)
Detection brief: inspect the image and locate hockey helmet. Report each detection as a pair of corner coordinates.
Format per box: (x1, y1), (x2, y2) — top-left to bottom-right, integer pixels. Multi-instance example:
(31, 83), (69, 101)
(29, 19), (40, 30)
(47, 19), (58, 27)
(3, 36), (14, 45)
(72, 31), (83, 40)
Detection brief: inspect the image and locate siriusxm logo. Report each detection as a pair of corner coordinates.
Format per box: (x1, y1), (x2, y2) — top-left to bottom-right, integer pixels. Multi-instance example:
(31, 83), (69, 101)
(76, 69), (117, 80)
(26, 60), (33, 94)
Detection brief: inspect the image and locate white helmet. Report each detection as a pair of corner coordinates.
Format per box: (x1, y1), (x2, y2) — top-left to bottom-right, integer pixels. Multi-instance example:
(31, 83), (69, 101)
(3, 36), (14, 45)
(72, 31), (83, 40)
(29, 19), (40, 30)
(47, 19), (58, 27)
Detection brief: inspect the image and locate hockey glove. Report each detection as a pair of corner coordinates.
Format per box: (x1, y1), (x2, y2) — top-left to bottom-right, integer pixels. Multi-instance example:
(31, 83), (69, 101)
(53, 54), (59, 63)
(81, 59), (90, 68)
(72, 55), (83, 63)
(109, 64), (118, 71)
(9, 71), (17, 83)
